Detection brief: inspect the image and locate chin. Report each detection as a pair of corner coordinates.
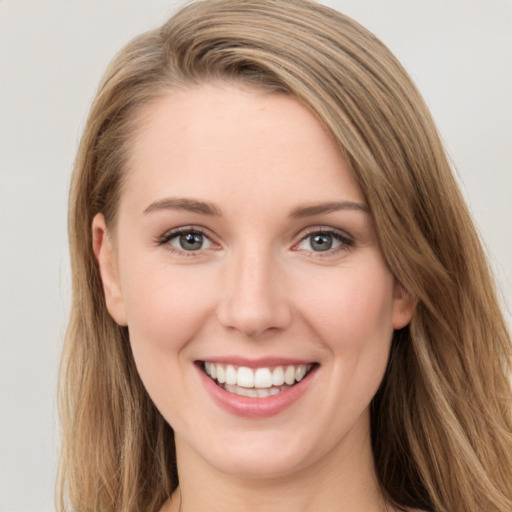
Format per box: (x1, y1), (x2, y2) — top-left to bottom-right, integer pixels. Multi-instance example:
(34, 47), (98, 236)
(212, 450), (309, 480)
(188, 428), (329, 480)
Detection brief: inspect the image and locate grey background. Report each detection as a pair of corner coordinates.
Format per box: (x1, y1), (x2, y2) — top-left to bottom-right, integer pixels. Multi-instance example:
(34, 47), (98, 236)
(1, 1), (511, 510)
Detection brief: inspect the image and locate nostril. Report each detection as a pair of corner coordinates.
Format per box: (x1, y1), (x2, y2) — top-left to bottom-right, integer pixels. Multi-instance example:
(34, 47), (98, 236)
(216, 300), (292, 338)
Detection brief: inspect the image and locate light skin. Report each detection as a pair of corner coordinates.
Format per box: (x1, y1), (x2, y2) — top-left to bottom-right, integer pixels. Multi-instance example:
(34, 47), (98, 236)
(93, 83), (416, 512)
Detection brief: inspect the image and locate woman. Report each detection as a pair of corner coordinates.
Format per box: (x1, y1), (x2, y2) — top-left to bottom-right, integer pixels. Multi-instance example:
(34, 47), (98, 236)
(58, 1), (512, 511)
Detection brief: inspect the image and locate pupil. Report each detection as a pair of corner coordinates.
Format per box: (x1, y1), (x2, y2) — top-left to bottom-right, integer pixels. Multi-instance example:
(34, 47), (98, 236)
(311, 233), (332, 251)
(180, 232), (203, 250)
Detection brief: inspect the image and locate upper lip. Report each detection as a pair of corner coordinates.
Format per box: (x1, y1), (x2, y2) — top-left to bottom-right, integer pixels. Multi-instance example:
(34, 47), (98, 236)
(196, 357), (318, 368)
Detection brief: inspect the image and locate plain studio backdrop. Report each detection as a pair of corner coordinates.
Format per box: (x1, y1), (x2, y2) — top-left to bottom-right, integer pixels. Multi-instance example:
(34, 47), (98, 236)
(0, 1), (511, 511)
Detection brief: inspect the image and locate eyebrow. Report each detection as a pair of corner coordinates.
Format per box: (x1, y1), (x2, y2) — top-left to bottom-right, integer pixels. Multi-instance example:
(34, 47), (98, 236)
(143, 197), (222, 216)
(143, 197), (369, 218)
(289, 201), (370, 218)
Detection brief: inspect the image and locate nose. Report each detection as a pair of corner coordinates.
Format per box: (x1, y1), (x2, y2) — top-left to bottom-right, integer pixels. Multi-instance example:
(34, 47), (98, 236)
(216, 246), (292, 338)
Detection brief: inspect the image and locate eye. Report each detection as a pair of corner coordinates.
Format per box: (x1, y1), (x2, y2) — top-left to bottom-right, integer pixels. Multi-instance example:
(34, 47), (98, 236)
(295, 229), (353, 254)
(158, 228), (214, 252)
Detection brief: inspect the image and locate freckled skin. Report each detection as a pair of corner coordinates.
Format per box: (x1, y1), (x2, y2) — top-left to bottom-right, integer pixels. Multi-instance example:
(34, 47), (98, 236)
(94, 84), (415, 510)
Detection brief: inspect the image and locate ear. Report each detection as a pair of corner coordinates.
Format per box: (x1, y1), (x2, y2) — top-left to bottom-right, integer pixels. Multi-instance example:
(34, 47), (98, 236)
(391, 280), (417, 329)
(92, 213), (128, 326)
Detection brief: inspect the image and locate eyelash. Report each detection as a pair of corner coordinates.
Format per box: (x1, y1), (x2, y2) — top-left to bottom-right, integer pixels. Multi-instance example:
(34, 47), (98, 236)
(294, 228), (354, 256)
(155, 226), (354, 257)
(155, 226), (215, 257)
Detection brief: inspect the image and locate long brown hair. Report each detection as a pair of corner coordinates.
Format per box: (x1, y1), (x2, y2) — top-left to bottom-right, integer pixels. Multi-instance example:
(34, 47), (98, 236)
(58, 1), (512, 511)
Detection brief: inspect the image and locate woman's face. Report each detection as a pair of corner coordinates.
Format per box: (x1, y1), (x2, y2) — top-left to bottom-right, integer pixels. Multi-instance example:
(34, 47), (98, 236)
(94, 84), (415, 479)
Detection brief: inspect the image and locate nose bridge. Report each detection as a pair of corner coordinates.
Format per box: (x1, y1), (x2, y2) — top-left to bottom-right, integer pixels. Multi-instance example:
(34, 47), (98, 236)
(217, 241), (291, 337)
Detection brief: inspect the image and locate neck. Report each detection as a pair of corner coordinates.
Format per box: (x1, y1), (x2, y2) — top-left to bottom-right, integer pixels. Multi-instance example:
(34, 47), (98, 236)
(166, 420), (389, 512)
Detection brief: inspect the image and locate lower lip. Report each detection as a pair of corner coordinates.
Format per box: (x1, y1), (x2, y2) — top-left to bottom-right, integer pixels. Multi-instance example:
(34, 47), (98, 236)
(197, 365), (316, 418)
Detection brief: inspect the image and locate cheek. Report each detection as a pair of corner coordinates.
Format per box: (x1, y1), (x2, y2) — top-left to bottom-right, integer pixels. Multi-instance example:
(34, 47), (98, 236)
(305, 264), (396, 421)
(118, 261), (221, 427)
(295, 260), (395, 402)
(121, 258), (211, 336)
(299, 263), (395, 345)
(118, 258), (216, 381)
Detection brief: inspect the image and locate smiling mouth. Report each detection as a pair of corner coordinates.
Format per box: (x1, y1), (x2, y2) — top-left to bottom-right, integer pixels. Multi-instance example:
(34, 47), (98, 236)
(199, 361), (318, 398)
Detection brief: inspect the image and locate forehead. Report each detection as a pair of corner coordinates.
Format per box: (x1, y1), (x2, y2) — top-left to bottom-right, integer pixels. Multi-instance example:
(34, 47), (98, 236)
(121, 83), (365, 214)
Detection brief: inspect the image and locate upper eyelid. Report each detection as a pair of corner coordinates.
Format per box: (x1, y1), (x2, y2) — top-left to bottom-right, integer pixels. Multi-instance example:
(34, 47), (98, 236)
(159, 225), (211, 240)
(155, 224), (353, 248)
(295, 225), (353, 241)
(292, 227), (354, 253)
(155, 226), (218, 250)
(155, 227), (220, 258)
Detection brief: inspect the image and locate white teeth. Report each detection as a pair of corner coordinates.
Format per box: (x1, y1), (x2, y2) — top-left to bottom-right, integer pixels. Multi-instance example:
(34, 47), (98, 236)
(295, 365), (307, 382)
(237, 366), (255, 388)
(225, 364), (237, 385)
(271, 366), (285, 386)
(216, 365), (226, 384)
(204, 362), (313, 391)
(254, 368), (272, 388)
(224, 384), (259, 398)
(224, 383), (291, 398)
(284, 365), (296, 385)
(238, 387), (259, 398)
